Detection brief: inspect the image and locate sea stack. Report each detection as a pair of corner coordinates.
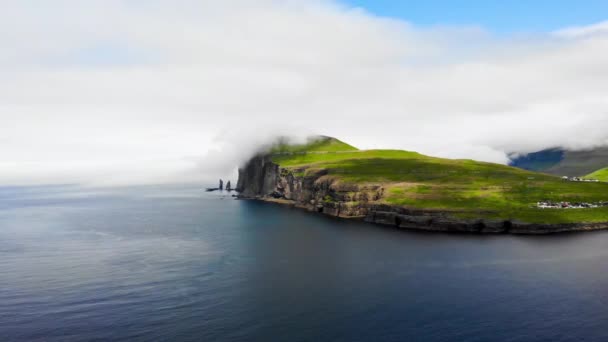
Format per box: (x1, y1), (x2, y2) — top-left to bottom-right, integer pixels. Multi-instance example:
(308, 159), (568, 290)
(219, 179), (224, 190)
(226, 181), (232, 191)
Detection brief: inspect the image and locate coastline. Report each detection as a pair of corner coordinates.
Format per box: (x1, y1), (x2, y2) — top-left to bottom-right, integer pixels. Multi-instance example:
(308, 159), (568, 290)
(237, 195), (608, 235)
(235, 154), (608, 235)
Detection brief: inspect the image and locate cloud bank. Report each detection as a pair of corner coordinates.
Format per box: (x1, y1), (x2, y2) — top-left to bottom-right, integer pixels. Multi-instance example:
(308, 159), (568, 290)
(2, 0), (608, 185)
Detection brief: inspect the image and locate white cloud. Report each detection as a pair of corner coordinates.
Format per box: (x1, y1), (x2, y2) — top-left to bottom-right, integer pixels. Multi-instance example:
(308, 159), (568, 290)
(554, 20), (608, 38)
(1, 1), (608, 185)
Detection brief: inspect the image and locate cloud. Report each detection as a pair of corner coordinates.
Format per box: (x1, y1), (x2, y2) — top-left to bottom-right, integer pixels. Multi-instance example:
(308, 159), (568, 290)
(554, 20), (608, 38)
(1, 1), (608, 185)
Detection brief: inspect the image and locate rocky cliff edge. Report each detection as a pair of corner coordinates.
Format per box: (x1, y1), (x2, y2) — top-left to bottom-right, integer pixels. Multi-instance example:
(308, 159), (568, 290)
(235, 155), (608, 234)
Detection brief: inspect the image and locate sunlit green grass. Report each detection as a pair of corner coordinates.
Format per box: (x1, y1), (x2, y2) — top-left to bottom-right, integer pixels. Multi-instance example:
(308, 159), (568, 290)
(270, 138), (608, 224)
(270, 136), (357, 153)
(585, 167), (608, 182)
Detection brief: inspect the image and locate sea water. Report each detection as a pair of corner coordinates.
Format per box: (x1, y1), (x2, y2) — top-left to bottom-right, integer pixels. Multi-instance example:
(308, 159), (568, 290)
(1, 185), (608, 341)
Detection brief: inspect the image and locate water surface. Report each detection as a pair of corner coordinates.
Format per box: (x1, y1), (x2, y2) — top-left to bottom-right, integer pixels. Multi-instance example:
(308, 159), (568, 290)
(1, 185), (608, 341)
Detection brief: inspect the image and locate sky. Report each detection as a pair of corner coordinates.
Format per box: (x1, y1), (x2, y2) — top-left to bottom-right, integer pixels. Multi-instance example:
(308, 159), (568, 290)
(2, 0), (608, 186)
(346, 0), (608, 33)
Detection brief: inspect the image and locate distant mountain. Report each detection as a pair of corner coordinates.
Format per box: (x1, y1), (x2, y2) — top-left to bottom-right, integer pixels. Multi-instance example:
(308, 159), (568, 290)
(510, 147), (608, 177)
(508, 148), (564, 172)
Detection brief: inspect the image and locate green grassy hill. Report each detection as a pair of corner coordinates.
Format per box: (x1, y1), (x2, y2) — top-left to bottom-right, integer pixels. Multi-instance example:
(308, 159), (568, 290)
(270, 136), (357, 153)
(270, 137), (608, 224)
(585, 167), (608, 182)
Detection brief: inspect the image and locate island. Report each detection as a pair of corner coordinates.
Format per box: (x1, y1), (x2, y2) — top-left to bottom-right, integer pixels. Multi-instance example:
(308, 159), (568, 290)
(236, 136), (608, 234)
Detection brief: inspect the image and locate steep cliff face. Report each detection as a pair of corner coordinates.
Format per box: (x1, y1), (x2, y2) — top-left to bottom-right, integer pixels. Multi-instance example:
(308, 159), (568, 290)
(236, 156), (279, 198)
(236, 155), (608, 234)
(237, 156), (381, 217)
(236, 156), (507, 230)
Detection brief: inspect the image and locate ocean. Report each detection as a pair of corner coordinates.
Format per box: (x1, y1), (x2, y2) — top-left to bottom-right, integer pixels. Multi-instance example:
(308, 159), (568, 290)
(2, 184), (608, 341)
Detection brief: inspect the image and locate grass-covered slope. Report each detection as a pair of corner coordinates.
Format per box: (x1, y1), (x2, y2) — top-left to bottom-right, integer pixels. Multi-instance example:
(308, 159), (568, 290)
(585, 167), (608, 182)
(270, 136), (357, 153)
(270, 138), (608, 224)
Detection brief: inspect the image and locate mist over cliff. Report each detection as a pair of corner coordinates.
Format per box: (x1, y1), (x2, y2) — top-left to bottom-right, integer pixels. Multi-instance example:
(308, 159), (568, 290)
(3, 1), (608, 185)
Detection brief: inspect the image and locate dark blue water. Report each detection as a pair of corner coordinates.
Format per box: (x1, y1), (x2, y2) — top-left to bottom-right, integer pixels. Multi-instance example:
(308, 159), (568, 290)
(2, 185), (608, 342)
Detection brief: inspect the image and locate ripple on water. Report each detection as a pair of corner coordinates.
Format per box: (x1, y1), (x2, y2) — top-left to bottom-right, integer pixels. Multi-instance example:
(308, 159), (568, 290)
(2, 185), (608, 341)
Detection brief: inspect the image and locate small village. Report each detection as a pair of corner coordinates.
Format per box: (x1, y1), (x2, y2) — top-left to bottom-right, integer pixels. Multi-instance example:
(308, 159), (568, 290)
(562, 176), (600, 182)
(531, 176), (606, 209)
(536, 200), (608, 209)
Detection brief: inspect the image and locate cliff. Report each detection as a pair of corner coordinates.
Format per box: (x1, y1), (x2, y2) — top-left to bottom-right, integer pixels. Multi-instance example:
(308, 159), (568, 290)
(236, 156), (280, 198)
(236, 155), (608, 234)
(235, 136), (608, 234)
(237, 155), (377, 217)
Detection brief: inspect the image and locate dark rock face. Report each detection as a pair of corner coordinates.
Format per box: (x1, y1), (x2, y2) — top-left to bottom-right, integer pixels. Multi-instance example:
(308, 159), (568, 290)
(236, 156), (375, 217)
(236, 156), (608, 234)
(236, 156), (280, 198)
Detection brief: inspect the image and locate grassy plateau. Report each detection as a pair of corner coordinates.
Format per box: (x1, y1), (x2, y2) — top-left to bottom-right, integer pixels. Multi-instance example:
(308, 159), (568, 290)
(270, 137), (608, 224)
